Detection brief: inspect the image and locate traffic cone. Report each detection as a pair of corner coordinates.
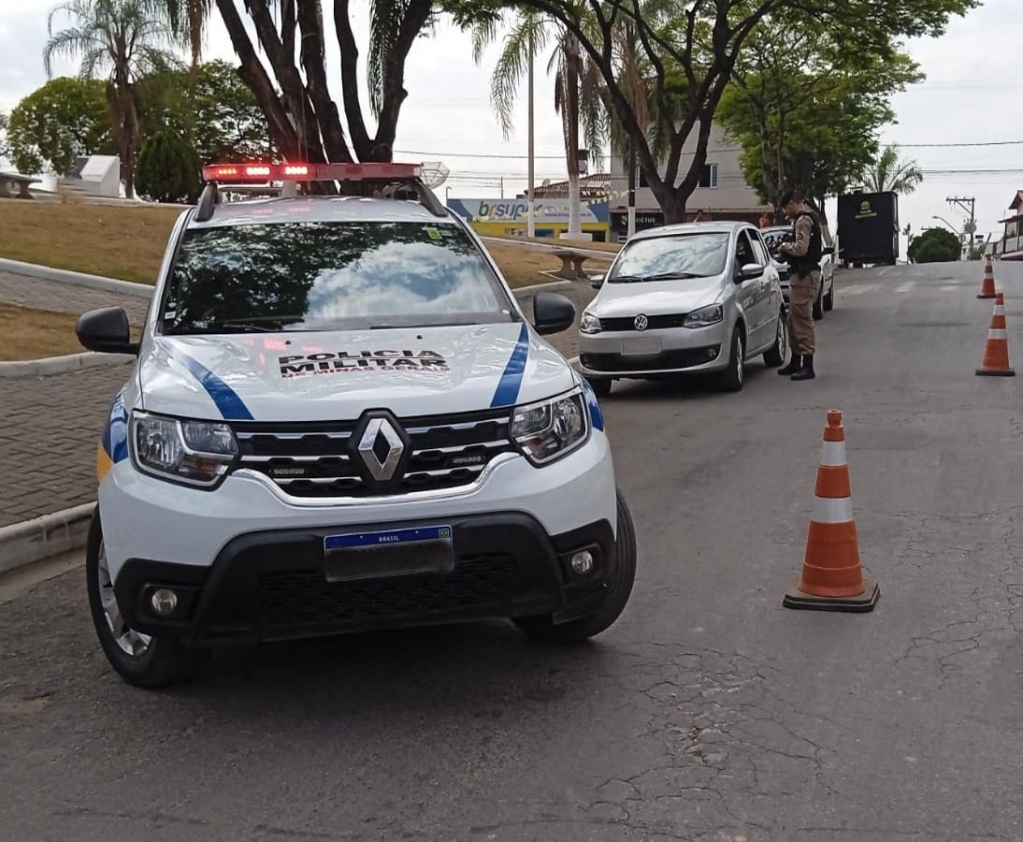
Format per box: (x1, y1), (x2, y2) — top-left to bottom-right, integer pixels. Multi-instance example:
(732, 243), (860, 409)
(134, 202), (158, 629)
(977, 256), (996, 299)
(976, 292), (1015, 377)
(784, 409), (880, 612)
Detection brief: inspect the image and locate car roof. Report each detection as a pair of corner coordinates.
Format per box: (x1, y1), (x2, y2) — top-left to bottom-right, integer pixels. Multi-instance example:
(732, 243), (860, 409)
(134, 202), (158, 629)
(629, 220), (752, 241)
(186, 195), (457, 229)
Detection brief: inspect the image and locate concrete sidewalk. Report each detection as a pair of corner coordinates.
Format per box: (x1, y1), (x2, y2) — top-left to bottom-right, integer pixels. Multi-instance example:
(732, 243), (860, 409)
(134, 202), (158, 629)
(1, 272), (594, 529)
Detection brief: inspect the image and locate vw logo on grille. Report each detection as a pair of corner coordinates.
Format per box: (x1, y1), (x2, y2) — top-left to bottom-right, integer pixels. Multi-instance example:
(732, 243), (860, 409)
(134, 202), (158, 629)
(357, 418), (405, 481)
(634, 314), (649, 331)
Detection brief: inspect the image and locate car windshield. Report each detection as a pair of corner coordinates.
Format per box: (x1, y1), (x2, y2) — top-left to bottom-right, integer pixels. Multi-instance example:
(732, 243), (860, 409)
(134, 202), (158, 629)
(159, 221), (517, 334)
(608, 232), (729, 282)
(761, 229), (791, 248)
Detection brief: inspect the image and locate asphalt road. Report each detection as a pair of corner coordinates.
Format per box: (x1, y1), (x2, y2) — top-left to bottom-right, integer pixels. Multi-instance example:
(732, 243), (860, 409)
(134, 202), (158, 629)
(3, 259), (1023, 842)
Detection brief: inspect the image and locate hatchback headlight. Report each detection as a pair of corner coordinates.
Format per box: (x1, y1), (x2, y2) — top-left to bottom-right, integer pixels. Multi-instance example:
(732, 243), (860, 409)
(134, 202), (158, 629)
(580, 312), (602, 334)
(510, 389), (589, 466)
(130, 411), (238, 487)
(684, 304), (724, 328)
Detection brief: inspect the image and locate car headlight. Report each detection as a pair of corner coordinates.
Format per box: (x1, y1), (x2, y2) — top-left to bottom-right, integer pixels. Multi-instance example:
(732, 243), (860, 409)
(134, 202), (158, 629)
(510, 389), (589, 466)
(580, 312), (602, 334)
(130, 411), (238, 488)
(684, 304), (724, 328)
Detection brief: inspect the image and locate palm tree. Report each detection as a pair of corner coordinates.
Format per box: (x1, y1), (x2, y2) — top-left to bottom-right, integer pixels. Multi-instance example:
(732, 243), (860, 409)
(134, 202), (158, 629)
(45, 0), (183, 198)
(470, 12), (608, 238)
(861, 144), (923, 195)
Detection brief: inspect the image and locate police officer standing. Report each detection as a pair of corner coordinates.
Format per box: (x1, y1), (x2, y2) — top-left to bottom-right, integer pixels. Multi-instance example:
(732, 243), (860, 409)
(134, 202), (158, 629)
(776, 190), (822, 381)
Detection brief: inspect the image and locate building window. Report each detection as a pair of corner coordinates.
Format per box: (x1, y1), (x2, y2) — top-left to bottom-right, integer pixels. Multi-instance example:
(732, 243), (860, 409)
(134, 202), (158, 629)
(699, 164), (718, 189)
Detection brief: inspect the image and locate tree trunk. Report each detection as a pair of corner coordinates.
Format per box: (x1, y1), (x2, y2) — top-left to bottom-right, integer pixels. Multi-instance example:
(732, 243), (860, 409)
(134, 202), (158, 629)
(564, 32), (581, 237)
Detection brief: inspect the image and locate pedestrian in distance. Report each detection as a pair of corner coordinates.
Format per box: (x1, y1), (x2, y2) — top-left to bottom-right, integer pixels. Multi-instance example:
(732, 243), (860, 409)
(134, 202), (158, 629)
(776, 190), (823, 381)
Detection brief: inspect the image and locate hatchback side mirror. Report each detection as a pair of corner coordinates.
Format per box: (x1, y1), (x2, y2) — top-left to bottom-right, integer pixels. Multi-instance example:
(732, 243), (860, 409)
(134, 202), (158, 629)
(736, 263), (764, 281)
(532, 292), (576, 336)
(75, 307), (139, 355)
(589, 273), (605, 289)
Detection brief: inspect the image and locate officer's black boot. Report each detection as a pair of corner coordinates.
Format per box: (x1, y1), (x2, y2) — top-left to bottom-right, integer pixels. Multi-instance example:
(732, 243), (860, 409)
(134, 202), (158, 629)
(778, 353), (801, 376)
(791, 353), (816, 381)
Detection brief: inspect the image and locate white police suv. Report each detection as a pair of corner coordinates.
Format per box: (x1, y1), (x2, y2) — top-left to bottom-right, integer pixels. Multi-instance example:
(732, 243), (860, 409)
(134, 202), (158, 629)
(76, 162), (637, 688)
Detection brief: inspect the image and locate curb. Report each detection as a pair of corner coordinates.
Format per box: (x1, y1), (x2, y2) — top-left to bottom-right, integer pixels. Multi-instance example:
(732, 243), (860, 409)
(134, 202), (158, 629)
(0, 257), (153, 299)
(0, 503), (95, 576)
(0, 351), (134, 379)
(482, 237), (617, 262)
(513, 279), (573, 298)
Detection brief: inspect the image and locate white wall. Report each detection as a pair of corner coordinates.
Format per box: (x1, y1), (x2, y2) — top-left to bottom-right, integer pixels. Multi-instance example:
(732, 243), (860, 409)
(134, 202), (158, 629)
(608, 123), (766, 214)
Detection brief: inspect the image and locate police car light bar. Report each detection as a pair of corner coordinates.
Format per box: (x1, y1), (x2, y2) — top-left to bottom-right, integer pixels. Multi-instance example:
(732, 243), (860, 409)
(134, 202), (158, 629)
(201, 162), (423, 183)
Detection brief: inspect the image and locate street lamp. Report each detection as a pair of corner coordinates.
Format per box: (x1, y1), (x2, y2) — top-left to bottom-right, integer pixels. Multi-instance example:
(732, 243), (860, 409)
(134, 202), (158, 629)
(932, 215), (964, 261)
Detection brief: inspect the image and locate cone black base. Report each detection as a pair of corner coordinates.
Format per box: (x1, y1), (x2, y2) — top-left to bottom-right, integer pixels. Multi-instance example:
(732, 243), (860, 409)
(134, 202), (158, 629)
(976, 368), (1015, 377)
(977, 293), (996, 299)
(783, 580), (880, 613)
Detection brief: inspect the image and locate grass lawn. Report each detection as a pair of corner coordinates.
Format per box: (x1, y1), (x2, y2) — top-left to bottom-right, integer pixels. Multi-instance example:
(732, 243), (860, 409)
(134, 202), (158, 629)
(0, 303), (84, 361)
(0, 199), (612, 289)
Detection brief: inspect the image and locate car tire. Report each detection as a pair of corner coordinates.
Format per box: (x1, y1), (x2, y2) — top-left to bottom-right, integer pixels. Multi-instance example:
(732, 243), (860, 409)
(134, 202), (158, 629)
(812, 283), (825, 321)
(513, 488), (637, 643)
(763, 312), (787, 367)
(86, 510), (210, 689)
(587, 377), (612, 398)
(717, 328), (745, 392)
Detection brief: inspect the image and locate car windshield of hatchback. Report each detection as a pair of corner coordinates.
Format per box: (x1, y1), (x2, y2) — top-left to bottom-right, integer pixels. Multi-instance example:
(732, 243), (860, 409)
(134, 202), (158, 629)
(608, 232), (729, 283)
(159, 221), (518, 334)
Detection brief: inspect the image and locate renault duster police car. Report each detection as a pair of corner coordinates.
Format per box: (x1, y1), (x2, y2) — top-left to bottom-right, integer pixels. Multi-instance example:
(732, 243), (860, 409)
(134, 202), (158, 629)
(76, 162), (637, 688)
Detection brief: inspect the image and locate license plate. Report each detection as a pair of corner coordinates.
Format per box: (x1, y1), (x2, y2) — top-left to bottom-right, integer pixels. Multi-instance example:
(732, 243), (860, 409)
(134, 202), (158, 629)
(323, 525), (455, 583)
(621, 336), (661, 355)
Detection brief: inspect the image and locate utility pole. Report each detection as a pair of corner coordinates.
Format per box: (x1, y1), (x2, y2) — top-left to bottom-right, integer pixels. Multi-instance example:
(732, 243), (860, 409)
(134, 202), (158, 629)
(947, 195), (976, 259)
(625, 20), (636, 241)
(526, 25), (535, 238)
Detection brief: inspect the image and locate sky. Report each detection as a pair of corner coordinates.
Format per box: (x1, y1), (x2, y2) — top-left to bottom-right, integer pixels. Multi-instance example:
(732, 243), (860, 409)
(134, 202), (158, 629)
(1, 0), (1022, 244)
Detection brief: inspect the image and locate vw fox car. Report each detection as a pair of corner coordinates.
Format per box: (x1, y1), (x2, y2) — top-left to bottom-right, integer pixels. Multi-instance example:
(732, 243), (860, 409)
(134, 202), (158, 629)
(761, 224), (836, 320)
(577, 221), (787, 396)
(75, 162), (637, 688)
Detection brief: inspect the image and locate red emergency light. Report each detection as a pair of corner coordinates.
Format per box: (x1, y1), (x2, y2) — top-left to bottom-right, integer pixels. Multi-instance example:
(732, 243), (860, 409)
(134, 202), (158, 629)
(202, 162), (422, 183)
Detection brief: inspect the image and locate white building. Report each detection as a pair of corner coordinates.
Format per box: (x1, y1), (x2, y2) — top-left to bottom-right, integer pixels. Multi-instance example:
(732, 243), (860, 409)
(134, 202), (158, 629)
(606, 122), (770, 241)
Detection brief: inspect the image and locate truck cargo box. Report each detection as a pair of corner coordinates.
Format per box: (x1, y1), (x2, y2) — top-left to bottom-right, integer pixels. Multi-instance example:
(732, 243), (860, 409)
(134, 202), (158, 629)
(837, 191), (899, 266)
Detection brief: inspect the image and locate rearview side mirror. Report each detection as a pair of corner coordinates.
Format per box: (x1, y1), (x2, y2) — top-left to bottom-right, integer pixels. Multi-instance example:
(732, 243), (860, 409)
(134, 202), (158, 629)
(75, 306), (139, 355)
(532, 292), (576, 336)
(736, 263), (764, 282)
(589, 273), (605, 289)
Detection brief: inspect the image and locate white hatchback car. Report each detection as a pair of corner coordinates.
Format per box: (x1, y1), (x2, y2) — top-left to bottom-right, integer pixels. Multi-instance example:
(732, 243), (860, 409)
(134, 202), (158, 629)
(578, 221), (786, 396)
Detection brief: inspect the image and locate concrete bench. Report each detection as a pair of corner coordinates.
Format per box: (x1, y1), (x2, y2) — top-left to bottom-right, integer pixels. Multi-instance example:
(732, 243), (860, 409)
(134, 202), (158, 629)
(0, 173), (40, 200)
(552, 249), (590, 280)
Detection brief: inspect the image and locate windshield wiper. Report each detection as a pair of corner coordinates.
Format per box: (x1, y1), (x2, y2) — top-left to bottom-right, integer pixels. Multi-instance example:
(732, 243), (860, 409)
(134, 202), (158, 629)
(646, 271), (704, 280)
(608, 274), (647, 283)
(222, 316), (306, 327)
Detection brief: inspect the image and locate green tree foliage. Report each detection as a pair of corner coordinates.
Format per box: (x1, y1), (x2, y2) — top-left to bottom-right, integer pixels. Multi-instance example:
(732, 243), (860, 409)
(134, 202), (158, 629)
(908, 227), (960, 263)
(0, 112), (10, 161)
(861, 143), (924, 195)
(137, 59), (271, 165)
(453, 0), (978, 223)
(44, 0), (183, 197)
(7, 77), (114, 175)
(717, 10), (922, 223)
(135, 128), (202, 203)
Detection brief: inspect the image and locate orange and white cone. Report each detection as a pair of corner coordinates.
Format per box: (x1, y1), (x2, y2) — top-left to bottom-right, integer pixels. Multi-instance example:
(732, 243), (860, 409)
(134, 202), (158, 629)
(784, 409), (880, 612)
(977, 256), (996, 299)
(976, 292), (1015, 377)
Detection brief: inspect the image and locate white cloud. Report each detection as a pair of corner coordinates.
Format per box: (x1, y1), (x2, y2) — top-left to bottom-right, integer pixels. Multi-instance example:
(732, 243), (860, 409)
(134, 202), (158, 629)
(2, 0), (1021, 239)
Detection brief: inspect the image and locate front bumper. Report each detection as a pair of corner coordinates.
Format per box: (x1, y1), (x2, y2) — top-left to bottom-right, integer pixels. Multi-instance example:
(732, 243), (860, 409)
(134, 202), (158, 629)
(577, 322), (729, 377)
(113, 512), (615, 645)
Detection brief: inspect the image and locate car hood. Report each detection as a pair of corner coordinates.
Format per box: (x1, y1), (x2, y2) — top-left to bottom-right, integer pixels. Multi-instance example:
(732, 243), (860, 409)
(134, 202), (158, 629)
(588, 276), (725, 318)
(138, 323), (575, 422)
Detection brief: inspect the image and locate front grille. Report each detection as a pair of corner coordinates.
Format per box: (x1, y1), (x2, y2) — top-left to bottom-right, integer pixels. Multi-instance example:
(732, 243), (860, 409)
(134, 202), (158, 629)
(581, 346), (720, 372)
(600, 313), (689, 332)
(255, 556), (517, 627)
(231, 409), (517, 498)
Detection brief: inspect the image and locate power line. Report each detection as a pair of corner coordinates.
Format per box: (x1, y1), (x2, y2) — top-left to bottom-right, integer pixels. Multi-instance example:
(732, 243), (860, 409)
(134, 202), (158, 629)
(895, 140), (1023, 148)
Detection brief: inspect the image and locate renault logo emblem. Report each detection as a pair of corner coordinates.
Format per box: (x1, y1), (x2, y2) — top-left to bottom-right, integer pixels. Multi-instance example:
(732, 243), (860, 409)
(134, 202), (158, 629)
(357, 418), (404, 481)
(634, 314), (649, 331)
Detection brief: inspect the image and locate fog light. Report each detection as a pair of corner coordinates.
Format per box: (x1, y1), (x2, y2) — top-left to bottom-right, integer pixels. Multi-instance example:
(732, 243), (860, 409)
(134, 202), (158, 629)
(150, 588), (178, 616)
(570, 551), (594, 575)
(706, 346), (719, 359)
